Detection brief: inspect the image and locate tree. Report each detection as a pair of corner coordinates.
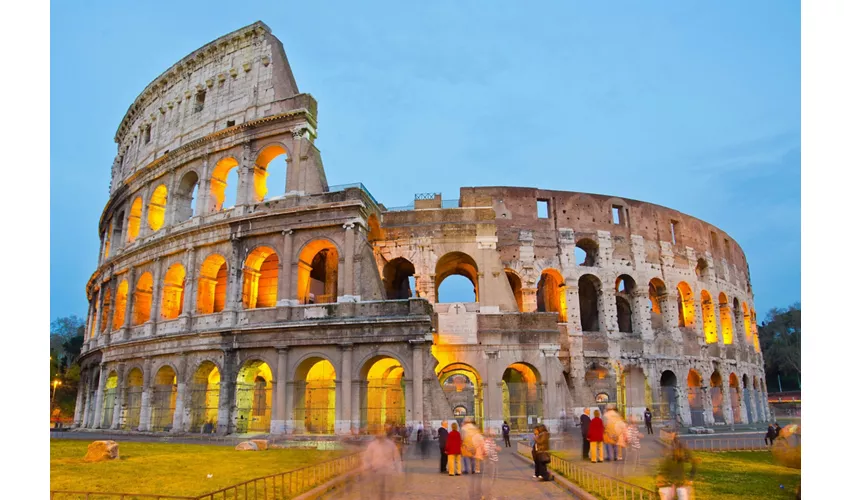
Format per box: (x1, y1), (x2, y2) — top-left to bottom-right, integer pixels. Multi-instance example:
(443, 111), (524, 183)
(758, 303), (801, 391)
(49, 315), (86, 418)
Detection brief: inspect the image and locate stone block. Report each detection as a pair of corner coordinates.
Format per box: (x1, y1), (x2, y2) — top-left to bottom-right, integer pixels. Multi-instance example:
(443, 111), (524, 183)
(236, 441), (259, 451)
(84, 440), (120, 462)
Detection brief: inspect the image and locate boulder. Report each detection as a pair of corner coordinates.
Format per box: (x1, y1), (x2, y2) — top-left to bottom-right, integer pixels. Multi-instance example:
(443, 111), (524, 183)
(84, 440), (120, 462)
(235, 441), (259, 451)
(250, 439), (269, 451)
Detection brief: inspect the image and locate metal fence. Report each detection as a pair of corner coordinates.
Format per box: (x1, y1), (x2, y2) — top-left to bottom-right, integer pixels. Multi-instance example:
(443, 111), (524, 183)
(51, 452), (362, 500)
(680, 436), (768, 451)
(517, 442), (656, 500)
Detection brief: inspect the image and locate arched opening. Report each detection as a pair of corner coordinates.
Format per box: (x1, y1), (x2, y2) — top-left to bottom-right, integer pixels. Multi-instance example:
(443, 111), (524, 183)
(102, 224), (112, 261)
(210, 157), (240, 211)
(112, 280), (129, 330)
(439, 363), (483, 428)
(294, 358), (336, 434)
(147, 184), (168, 232)
(151, 366), (177, 432)
(574, 238), (599, 267)
(536, 269), (567, 322)
(383, 257), (416, 300)
(578, 274), (602, 331)
(585, 363), (613, 412)
(729, 373), (742, 424)
(366, 213), (383, 242)
(126, 197), (143, 243)
(502, 363), (542, 431)
(132, 272), (154, 325)
(615, 275), (637, 333)
(742, 374), (753, 423)
(243, 246), (279, 309)
(648, 278), (668, 332)
(659, 370), (678, 421)
(160, 263), (186, 320)
(174, 171), (199, 223)
(435, 252), (479, 303)
(742, 302), (753, 344)
(235, 360), (273, 433)
(453, 405), (468, 418)
(89, 299), (99, 339)
(123, 368), (143, 430)
(505, 269), (524, 312)
(253, 145), (288, 202)
(197, 254), (228, 314)
(100, 288), (113, 334)
(677, 282), (696, 329)
(188, 361), (220, 433)
(297, 240), (339, 304)
(710, 371), (725, 424)
(695, 258), (708, 279)
(701, 290), (718, 343)
(718, 293), (734, 344)
(361, 356), (405, 434)
(622, 366), (649, 418)
(100, 371), (119, 429)
(687, 370), (705, 426)
(111, 212), (124, 251)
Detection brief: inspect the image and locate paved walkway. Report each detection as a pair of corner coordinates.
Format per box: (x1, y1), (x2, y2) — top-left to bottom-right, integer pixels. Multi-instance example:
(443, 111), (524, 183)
(321, 445), (574, 500)
(548, 432), (667, 482)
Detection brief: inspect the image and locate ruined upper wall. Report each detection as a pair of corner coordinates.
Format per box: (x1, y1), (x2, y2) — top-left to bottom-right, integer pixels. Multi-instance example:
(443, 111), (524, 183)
(109, 22), (306, 193)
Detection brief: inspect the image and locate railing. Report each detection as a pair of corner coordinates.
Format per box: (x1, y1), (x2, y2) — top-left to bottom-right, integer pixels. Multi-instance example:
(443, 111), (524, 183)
(51, 452), (362, 500)
(517, 442), (656, 500)
(681, 436), (768, 451)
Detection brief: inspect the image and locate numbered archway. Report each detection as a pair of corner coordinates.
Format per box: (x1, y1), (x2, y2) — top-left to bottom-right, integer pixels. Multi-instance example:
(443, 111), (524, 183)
(188, 361), (221, 433)
(295, 358), (336, 434)
(687, 370), (705, 426)
(150, 366), (177, 432)
(438, 363), (483, 428)
(729, 372), (743, 424)
(100, 371), (118, 429)
(234, 360), (273, 433)
(123, 368), (143, 430)
(710, 370), (725, 424)
(502, 363), (543, 431)
(361, 356), (406, 434)
(659, 370), (679, 421)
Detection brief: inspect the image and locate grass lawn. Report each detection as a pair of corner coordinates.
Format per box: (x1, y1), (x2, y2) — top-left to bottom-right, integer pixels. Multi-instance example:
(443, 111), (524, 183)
(51, 439), (349, 497)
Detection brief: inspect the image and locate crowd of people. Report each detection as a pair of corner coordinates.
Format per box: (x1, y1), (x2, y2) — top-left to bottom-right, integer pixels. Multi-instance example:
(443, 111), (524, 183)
(578, 405), (645, 469)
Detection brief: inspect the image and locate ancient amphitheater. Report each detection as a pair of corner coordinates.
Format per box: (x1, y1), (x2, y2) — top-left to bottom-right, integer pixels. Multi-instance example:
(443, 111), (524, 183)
(75, 22), (770, 436)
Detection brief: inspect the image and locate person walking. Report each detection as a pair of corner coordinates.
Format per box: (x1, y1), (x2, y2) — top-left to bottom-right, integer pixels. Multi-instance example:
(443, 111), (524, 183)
(603, 407), (622, 462)
(765, 424), (777, 446)
(438, 420), (449, 473)
(588, 410), (605, 463)
(580, 408), (591, 460)
(362, 424), (403, 500)
(482, 428), (502, 499)
(626, 415), (644, 471)
(446, 422), (463, 476)
(656, 434), (697, 500)
(533, 424), (552, 481)
(461, 418), (478, 474)
(644, 407), (654, 435)
(469, 429), (486, 499)
(501, 420), (511, 448)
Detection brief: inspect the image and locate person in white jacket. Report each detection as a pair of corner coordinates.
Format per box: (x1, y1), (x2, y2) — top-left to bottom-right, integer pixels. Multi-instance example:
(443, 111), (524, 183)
(362, 425), (403, 500)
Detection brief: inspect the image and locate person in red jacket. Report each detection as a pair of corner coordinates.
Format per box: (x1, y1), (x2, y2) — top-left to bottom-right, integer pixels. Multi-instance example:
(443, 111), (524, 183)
(587, 410), (605, 463)
(446, 422), (463, 476)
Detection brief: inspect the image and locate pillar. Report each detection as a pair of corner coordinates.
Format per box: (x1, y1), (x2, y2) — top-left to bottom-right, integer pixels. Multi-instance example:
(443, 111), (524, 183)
(73, 370), (86, 427)
(216, 349), (236, 435)
(92, 364), (108, 428)
(172, 355), (189, 432)
(149, 257), (164, 327)
(600, 284), (619, 334)
(111, 363), (125, 429)
(139, 358), (153, 431)
(196, 157), (212, 216)
(138, 185), (152, 239)
(271, 347), (289, 434)
(701, 386), (714, 426)
(181, 247), (197, 317)
(225, 238), (242, 312)
(340, 222), (358, 302)
(632, 290), (653, 340)
(120, 201), (132, 248)
(662, 293), (679, 334)
(404, 377), (414, 428)
(120, 268), (136, 340)
(81, 373), (94, 428)
(339, 344), (353, 434)
(350, 380), (363, 434)
(277, 229), (295, 305)
(412, 341), (425, 429)
(721, 373), (733, 425)
(92, 287), (105, 343)
(521, 287), (538, 314)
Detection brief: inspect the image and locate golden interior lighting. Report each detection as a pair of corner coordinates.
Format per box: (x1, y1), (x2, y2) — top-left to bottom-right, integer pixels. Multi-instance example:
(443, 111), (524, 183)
(243, 247), (278, 309)
(147, 184), (168, 232)
(100, 288), (113, 333)
(197, 254), (228, 314)
(505, 269), (524, 312)
(700, 290), (718, 344)
(103, 221), (112, 259)
(253, 145), (287, 202)
(297, 240), (339, 304)
(742, 302), (753, 344)
(302, 359), (335, 434)
(648, 278), (666, 314)
(89, 299), (99, 339)
(365, 357), (405, 434)
(210, 157), (239, 211)
(127, 197), (143, 243)
(112, 280), (129, 329)
(160, 263), (186, 320)
(538, 269), (567, 322)
(718, 293), (734, 344)
(132, 272), (154, 325)
(677, 282), (695, 328)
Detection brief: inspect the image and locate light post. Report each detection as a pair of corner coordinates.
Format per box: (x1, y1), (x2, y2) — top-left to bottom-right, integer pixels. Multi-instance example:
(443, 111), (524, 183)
(52, 379), (62, 404)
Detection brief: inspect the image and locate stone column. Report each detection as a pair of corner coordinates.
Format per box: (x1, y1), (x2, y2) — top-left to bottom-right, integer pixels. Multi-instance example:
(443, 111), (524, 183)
(350, 380), (363, 434)
(339, 344), (353, 434)
(521, 287), (538, 313)
(600, 284), (619, 334)
(632, 290), (653, 340)
(181, 247), (197, 317)
(701, 386), (714, 426)
(285, 379), (298, 433)
(120, 201), (132, 248)
(762, 390), (770, 423)
(165, 170), (179, 227)
(721, 372), (733, 425)
(103, 279), (117, 344)
(92, 287), (105, 343)
(81, 373), (93, 428)
(196, 157), (211, 216)
(412, 341), (425, 429)
(139, 358), (153, 431)
(225, 238), (242, 312)
(404, 377), (414, 429)
(340, 222), (358, 302)
(92, 364), (107, 428)
(216, 349), (236, 435)
(149, 258), (164, 330)
(662, 293), (679, 335)
(277, 229), (295, 306)
(484, 351), (503, 430)
(565, 280), (582, 334)
(120, 268), (136, 340)
(111, 363), (125, 429)
(138, 185), (152, 239)
(271, 347), (289, 434)
(73, 370), (86, 427)
(172, 354), (189, 432)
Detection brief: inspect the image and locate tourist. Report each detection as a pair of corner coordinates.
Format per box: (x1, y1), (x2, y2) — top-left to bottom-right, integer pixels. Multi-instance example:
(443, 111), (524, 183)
(438, 420), (449, 473)
(362, 424), (403, 500)
(644, 407), (654, 435)
(656, 434), (697, 500)
(482, 428), (502, 499)
(603, 406), (623, 461)
(461, 418), (478, 474)
(469, 428), (486, 498)
(533, 424), (552, 481)
(587, 410), (605, 463)
(502, 420), (511, 448)
(765, 424), (777, 446)
(580, 408), (591, 460)
(446, 422), (463, 476)
(625, 415), (644, 471)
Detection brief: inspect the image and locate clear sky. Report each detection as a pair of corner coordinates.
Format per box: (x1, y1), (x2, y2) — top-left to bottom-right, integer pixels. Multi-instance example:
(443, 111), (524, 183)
(50, 0), (800, 320)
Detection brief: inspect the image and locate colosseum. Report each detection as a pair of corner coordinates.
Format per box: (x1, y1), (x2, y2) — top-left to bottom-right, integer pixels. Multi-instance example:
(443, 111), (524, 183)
(75, 21), (770, 437)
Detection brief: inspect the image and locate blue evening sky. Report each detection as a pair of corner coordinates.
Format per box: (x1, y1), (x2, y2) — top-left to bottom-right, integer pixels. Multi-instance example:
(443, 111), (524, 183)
(50, 1), (800, 320)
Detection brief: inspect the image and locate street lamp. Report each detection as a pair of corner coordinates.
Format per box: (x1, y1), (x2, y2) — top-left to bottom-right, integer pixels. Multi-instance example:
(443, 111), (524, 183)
(52, 379), (62, 404)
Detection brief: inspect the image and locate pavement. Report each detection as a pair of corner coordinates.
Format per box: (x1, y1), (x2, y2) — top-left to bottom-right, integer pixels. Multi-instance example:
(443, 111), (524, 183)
(548, 431), (668, 482)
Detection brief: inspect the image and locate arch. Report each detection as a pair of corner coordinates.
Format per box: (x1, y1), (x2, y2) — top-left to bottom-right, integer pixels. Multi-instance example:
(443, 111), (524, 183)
(537, 269), (567, 322)
(112, 279), (129, 330)
(294, 357), (335, 434)
(147, 184), (168, 232)
(151, 365), (177, 431)
(111, 211), (124, 251)
(174, 170), (200, 223)
(243, 246), (279, 309)
(615, 274), (638, 333)
(677, 282), (696, 329)
(234, 359), (273, 433)
(132, 272), (154, 325)
(383, 257), (416, 300)
(700, 290), (718, 343)
(100, 371), (119, 429)
(123, 368), (144, 430)
(366, 213), (383, 242)
(188, 361), (221, 433)
(435, 252), (479, 303)
(578, 274), (603, 331)
(160, 263), (186, 320)
(574, 238), (599, 267)
(253, 144), (288, 202)
(102, 223), (112, 260)
(659, 370), (679, 421)
(439, 363), (483, 428)
(742, 302), (753, 344)
(648, 278), (669, 332)
(687, 369), (705, 426)
(126, 196), (143, 243)
(729, 372), (742, 424)
(360, 356), (406, 434)
(210, 157), (240, 211)
(695, 258), (709, 279)
(197, 254), (228, 314)
(501, 362), (542, 431)
(718, 292), (734, 344)
(297, 239), (339, 305)
(505, 269), (524, 312)
(100, 288), (113, 334)
(621, 365), (649, 417)
(709, 370), (725, 423)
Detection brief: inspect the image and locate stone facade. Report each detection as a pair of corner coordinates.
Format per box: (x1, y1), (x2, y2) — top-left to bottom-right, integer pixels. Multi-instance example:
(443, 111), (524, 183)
(76, 22), (769, 436)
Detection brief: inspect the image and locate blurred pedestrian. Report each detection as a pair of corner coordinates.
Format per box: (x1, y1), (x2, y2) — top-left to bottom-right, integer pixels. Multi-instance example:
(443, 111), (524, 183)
(482, 428), (501, 499)
(438, 420), (449, 473)
(765, 424), (777, 446)
(461, 418), (478, 474)
(626, 415), (644, 471)
(469, 429), (485, 499)
(588, 410), (604, 463)
(656, 434), (697, 500)
(533, 424), (552, 481)
(446, 422), (462, 476)
(644, 407), (654, 435)
(603, 406), (623, 461)
(580, 408), (591, 460)
(501, 420), (511, 448)
(362, 424), (403, 500)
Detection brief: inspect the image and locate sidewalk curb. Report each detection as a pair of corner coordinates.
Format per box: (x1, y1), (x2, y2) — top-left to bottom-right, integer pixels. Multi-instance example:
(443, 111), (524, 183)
(291, 468), (361, 500)
(513, 452), (595, 500)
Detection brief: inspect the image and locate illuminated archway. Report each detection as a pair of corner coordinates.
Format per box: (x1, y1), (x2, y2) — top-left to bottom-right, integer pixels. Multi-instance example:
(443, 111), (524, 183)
(295, 358), (336, 434)
(435, 252), (479, 303)
(243, 246), (279, 309)
(126, 196), (143, 243)
(234, 360), (273, 433)
(361, 356), (405, 434)
(438, 363), (483, 427)
(505, 269), (524, 312)
(188, 361), (220, 433)
(100, 288), (113, 334)
(502, 363), (542, 431)
(578, 274), (603, 331)
(729, 372), (742, 424)
(297, 240), (338, 304)
(123, 368), (143, 430)
(366, 213), (383, 242)
(709, 371), (725, 424)
(147, 184), (168, 232)
(700, 290), (718, 343)
(742, 302), (753, 344)
(615, 275), (638, 333)
(150, 365), (177, 432)
(677, 282), (696, 328)
(648, 278), (669, 332)
(160, 263), (186, 320)
(174, 171), (199, 222)
(687, 369), (705, 426)
(100, 371), (118, 429)
(89, 298), (99, 339)
(537, 269), (567, 322)
(197, 254), (228, 314)
(383, 257), (415, 300)
(210, 157), (240, 211)
(112, 280), (128, 330)
(132, 272), (154, 325)
(718, 293), (734, 344)
(659, 370), (679, 420)
(253, 145), (288, 202)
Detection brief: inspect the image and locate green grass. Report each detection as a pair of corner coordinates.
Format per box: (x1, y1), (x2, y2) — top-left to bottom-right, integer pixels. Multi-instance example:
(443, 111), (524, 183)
(50, 439), (348, 497)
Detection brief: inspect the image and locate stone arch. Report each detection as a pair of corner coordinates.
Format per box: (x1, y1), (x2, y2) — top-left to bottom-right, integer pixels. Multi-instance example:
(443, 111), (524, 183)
(196, 254), (228, 314)
(151, 365), (177, 431)
(537, 268), (567, 322)
(126, 196), (143, 243)
(253, 143), (288, 202)
(366, 213), (383, 242)
(234, 359), (274, 433)
(294, 356), (336, 434)
(188, 360), (221, 433)
(502, 362), (543, 431)
(695, 258), (709, 279)
(174, 170), (200, 223)
(160, 263), (186, 320)
(742, 302), (753, 344)
(297, 238), (340, 304)
(123, 367), (144, 430)
(132, 271), (154, 325)
(615, 274), (638, 333)
(438, 363), (483, 428)
(505, 268), (524, 312)
(718, 292), (734, 344)
(648, 278), (669, 333)
(112, 279), (129, 330)
(729, 372), (743, 423)
(360, 355), (407, 434)
(578, 273), (603, 332)
(435, 251), (479, 303)
(677, 282), (696, 329)
(243, 246), (279, 309)
(209, 156), (240, 211)
(100, 370), (119, 429)
(700, 290), (718, 343)
(147, 184), (168, 232)
(575, 238), (599, 267)
(383, 257), (416, 300)
(100, 288), (113, 334)
(687, 369), (705, 426)
(709, 370), (725, 424)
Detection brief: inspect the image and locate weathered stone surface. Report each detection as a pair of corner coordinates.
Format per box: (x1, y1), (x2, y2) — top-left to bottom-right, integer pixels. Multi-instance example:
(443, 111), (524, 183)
(235, 441), (259, 451)
(250, 439), (269, 451)
(83, 441), (119, 462)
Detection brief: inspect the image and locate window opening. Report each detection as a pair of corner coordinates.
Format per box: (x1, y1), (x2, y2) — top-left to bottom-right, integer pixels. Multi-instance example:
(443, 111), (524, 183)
(144, 125), (151, 145)
(194, 90), (206, 113)
(670, 220), (679, 245)
(612, 205), (624, 225)
(537, 199), (549, 219)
